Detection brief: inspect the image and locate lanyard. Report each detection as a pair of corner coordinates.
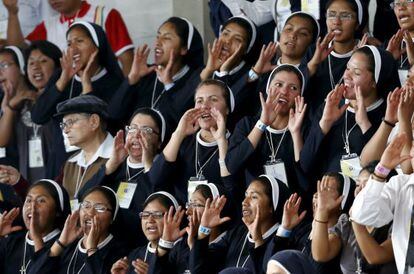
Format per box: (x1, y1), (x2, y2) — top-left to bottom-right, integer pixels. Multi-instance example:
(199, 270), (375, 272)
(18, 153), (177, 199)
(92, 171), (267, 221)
(151, 77), (165, 108)
(75, 165), (89, 198)
(20, 241), (31, 274)
(265, 128), (287, 162)
(194, 141), (218, 179)
(32, 124), (40, 139)
(125, 165), (144, 182)
(328, 54), (344, 90)
(236, 235), (250, 268)
(342, 110), (357, 155)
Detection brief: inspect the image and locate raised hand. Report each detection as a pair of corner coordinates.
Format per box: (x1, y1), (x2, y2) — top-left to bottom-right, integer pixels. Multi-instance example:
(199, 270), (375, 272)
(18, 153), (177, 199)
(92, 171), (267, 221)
(243, 204), (263, 247)
(386, 29), (405, 60)
(385, 87), (403, 125)
(380, 132), (411, 170)
(137, 131), (157, 170)
(0, 165), (20, 185)
(316, 176), (343, 218)
(281, 193), (307, 231)
(253, 42), (278, 75)
(259, 87), (279, 126)
(398, 87), (414, 125)
(128, 44), (156, 85)
(355, 86), (372, 133)
(59, 48), (81, 83)
(132, 259), (149, 274)
(0, 79), (14, 111)
(0, 208), (23, 236)
(204, 39), (224, 75)
(186, 209), (201, 249)
(199, 196), (230, 232)
(308, 32), (335, 76)
(174, 108), (203, 139)
(2, 0), (18, 14)
(161, 206), (186, 242)
(288, 96), (307, 134)
(106, 130), (128, 175)
(319, 84), (348, 134)
(85, 216), (101, 252)
(58, 210), (82, 247)
(355, 33), (368, 49)
(210, 107), (227, 142)
(81, 50), (98, 94)
(220, 44), (243, 72)
(155, 50), (174, 85)
(111, 257), (128, 274)
(404, 31), (414, 66)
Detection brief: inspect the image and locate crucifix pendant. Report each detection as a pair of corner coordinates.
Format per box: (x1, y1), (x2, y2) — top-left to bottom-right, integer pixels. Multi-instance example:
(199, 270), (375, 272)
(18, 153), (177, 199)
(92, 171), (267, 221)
(20, 266), (26, 274)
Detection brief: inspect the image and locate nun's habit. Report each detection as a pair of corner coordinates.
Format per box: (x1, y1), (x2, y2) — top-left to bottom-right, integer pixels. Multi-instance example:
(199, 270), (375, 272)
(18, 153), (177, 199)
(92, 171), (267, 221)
(0, 179), (70, 274)
(189, 175), (290, 274)
(30, 21), (124, 178)
(300, 46), (399, 183)
(108, 17), (204, 138)
(267, 250), (317, 274)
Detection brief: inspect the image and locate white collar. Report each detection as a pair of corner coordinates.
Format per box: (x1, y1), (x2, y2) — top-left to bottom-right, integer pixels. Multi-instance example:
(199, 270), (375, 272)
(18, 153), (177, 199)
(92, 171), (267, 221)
(229, 61), (246, 75)
(74, 68), (108, 82)
(276, 57), (300, 68)
(196, 130), (231, 147)
(329, 41), (355, 58)
(127, 157), (144, 169)
(209, 231), (227, 245)
(157, 65), (190, 83)
(346, 98), (384, 113)
(78, 234), (113, 253)
(266, 126), (288, 134)
(147, 242), (157, 253)
(26, 229), (61, 246)
(68, 133), (114, 167)
(248, 223), (279, 243)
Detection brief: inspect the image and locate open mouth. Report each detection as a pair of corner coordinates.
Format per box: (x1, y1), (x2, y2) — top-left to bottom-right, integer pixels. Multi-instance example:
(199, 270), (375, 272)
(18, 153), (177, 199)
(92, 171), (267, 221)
(277, 98), (288, 105)
(154, 48), (163, 57)
(332, 29), (342, 35)
(399, 15), (411, 22)
(33, 73), (44, 81)
(146, 225), (158, 233)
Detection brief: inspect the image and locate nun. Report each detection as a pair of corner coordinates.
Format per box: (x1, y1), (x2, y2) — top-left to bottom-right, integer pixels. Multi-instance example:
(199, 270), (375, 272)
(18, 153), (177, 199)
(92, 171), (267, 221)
(30, 21), (124, 178)
(300, 46), (400, 183)
(108, 17), (204, 137)
(190, 175), (290, 274)
(29, 186), (129, 274)
(0, 179), (70, 274)
(226, 64), (310, 198)
(266, 250), (317, 274)
(80, 107), (166, 248)
(150, 79), (236, 204)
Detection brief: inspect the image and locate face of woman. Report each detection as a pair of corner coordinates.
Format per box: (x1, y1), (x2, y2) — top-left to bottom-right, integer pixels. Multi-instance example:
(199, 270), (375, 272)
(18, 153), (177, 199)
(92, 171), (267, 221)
(0, 52), (22, 91)
(186, 190), (207, 220)
(218, 22), (249, 63)
(79, 190), (113, 236)
(23, 185), (57, 234)
(394, 1), (414, 32)
(140, 199), (168, 242)
(326, 0), (358, 43)
(67, 26), (98, 71)
(126, 113), (160, 162)
(268, 71), (301, 115)
(242, 181), (273, 225)
(279, 16), (314, 60)
(27, 49), (56, 90)
(195, 84), (229, 130)
(343, 52), (375, 99)
(154, 22), (187, 67)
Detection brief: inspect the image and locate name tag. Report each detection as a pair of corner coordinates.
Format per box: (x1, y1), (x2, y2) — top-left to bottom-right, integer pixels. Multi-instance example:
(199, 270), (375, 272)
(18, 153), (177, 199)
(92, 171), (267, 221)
(0, 147), (5, 158)
(70, 199), (79, 212)
(340, 154), (361, 180)
(188, 177), (208, 201)
(398, 69), (408, 86)
(117, 182), (137, 209)
(264, 160), (288, 187)
(29, 138), (44, 168)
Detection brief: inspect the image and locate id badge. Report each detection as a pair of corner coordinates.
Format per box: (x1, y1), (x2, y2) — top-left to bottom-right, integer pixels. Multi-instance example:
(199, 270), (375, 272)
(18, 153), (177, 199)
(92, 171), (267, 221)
(70, 199), (79, 212)
(301, 0), (320, 19)
(29, 138), (44, 168)
(340, 153), (361, 180)
(117, 182), (137, 209)
(0, 147), (5, 158)
(62, 132), (80, 153)
(398, 69), (408, 86)
(188, 176), (208, 201)
(264, 160), (288, 187)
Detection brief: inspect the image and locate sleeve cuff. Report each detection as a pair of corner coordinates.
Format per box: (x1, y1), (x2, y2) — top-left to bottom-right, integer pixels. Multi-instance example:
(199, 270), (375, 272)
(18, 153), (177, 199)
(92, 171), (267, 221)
(164, 83), (175, 91)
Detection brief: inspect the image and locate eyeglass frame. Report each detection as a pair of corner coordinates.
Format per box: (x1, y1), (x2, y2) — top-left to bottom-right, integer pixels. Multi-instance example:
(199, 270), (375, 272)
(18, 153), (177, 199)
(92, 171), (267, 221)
(125, 125), (159, 135)
(326, 11), (355, 21)
(139, 211), (165, 219)
(185, 202), (205, 209)
(79, 200), (113, 213)
(0, 62), (16, 71)
(390, 0), (414, 8)
(59, 115), (90, 130)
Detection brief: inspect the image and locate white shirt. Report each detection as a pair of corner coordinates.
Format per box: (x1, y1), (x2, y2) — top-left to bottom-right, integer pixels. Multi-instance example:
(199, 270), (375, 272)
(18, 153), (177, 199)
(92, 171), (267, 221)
(351, 174), (414, 274)
(221, 0), (274, 26)
(68, 133), (113, 168)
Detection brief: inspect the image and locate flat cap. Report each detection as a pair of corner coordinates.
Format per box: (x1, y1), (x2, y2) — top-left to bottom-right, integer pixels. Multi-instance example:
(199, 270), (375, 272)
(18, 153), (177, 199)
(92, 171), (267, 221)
(55, 95), (109, 119)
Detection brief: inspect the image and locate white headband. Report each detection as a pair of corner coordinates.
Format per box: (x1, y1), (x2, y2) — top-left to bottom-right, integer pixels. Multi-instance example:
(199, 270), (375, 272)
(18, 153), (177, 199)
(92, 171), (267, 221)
(207, 183), (220, 199)
(5, 46), (25, 74)
(259, 175), (279, 211)
(340, 173), (351, 210)
(151, 108), (166, 142)
(69, 21), (100, 47)
(266, 64), (305, 95)
(146, 191), (179, 210)
(36, 179), (64, 211)
(355, 0), (363, 25)
(180, 17), (194, 50)
(221, 16), (257, 53)
(101, 186), (119, 221)
(364, 45), (381, 83)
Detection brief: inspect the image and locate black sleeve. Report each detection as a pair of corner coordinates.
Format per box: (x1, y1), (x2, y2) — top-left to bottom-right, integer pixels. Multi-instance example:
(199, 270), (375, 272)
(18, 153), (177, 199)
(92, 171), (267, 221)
(107, 78), (139, 122)
(148, 152), (176, 190)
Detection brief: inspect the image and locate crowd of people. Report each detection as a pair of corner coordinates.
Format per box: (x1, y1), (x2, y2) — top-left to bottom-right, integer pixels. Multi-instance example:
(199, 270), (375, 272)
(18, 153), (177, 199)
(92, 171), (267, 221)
(0, 0), (413, 273)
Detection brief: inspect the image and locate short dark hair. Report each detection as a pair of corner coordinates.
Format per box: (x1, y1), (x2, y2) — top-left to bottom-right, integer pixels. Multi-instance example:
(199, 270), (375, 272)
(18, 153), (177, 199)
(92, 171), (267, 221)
(196, 79), (231, 111)
(269, 65), (303, 90)
(143, 193), (176, 212)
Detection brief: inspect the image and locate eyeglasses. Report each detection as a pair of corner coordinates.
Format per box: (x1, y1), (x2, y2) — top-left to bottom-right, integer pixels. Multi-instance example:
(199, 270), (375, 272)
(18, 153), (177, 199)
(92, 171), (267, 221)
(80, 201), (113, 213)
(185, 202), (205, 209)
(125, 125), (159, 135)
(326, 11), (355, 21)
(59, 117), (88, 130)
(139, 211), (165, 219)
(391, 0), (414, 8)
(0, 62), (15, 71)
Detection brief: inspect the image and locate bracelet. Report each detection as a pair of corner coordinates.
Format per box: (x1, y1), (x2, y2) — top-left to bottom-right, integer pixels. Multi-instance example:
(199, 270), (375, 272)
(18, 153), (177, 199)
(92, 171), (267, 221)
(218, 159), (226, 168)
(374, 163), (390, 178)
(56, 239), (66, 249)
(86, 248), (98, 253)
(276, 226), (291, 238)
(248, 68), (259, 81)
(314, 219), (328, 224)
(158, 238), (174, 249)
(198, 225), (212, 235)
(255, 120), (268, 132)
(382, 118), (395, 128)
